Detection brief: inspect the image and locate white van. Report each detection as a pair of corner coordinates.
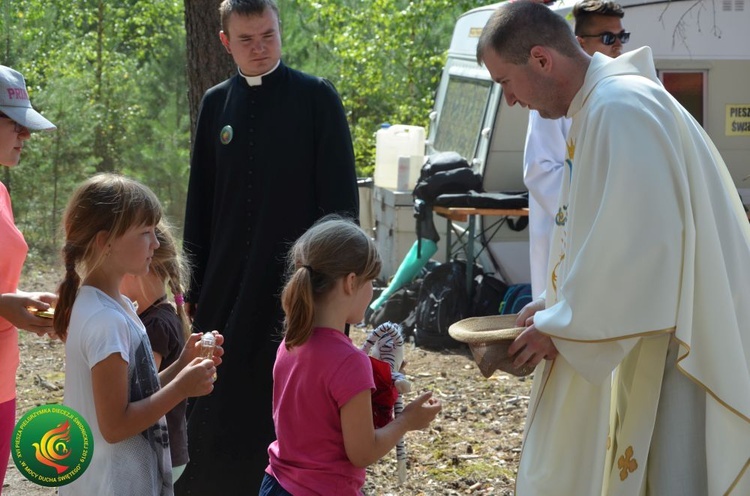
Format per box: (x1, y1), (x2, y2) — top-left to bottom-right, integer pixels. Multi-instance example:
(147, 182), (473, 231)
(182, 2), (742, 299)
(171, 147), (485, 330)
(427, 0), (750, 284)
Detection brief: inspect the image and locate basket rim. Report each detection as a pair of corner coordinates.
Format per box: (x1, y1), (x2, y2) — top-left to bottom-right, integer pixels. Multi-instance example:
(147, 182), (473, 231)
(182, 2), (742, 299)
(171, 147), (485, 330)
(448, 315), (525, 344)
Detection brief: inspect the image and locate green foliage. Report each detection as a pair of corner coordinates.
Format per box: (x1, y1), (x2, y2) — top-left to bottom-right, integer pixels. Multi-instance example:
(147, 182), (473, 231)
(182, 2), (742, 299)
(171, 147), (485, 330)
(280, 0), (486, 177)
(2, 0), (488, 260)
(1, 0), (189, 259)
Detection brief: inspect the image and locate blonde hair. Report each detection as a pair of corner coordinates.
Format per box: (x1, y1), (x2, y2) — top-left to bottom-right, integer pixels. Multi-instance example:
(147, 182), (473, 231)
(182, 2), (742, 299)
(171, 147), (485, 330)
(281, 216), (381, 349)
(150, 221), (191, 340)
(54, 173), (162, 339)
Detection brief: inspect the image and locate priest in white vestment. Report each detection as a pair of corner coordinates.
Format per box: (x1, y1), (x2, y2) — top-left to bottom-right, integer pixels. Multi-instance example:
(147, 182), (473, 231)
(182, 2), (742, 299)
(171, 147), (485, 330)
(523, 0), (628, 299)
(477, 2), (750, 495)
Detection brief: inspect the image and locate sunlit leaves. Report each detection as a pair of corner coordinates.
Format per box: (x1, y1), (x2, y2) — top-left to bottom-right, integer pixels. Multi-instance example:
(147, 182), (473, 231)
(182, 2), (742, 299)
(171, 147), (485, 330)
(280, 0), (485, 176)
(1, 0), (189, 257)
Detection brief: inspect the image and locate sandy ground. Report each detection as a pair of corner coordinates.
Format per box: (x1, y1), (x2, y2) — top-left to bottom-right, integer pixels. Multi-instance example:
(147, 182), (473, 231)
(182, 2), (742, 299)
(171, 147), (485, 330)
(3, 267), (533, 495)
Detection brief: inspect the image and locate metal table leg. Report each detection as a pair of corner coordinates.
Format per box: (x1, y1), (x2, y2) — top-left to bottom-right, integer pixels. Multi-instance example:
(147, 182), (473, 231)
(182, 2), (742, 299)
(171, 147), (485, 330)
(445, 217), (452, 261)
(466, 214), (475, 298)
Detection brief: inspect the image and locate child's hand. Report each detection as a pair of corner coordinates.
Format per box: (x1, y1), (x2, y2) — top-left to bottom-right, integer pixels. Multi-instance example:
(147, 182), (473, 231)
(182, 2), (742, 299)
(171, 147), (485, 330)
(180, 331), (225, 368)
(174, 358), (216, 398)
(401, 391), (442, 431)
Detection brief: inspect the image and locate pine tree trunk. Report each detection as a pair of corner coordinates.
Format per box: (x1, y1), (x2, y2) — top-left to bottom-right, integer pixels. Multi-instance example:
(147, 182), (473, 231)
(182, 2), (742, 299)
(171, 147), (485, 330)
(183, 0), (235, 148)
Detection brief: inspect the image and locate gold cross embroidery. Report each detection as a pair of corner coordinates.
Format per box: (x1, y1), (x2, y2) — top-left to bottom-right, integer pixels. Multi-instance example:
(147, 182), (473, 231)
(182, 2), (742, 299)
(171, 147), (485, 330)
(617, 445), (638, 481)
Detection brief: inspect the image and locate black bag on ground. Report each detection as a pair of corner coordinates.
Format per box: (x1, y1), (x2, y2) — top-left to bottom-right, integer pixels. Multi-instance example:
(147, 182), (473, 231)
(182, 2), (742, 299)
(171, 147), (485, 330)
(470, 274), (509, 317)
(499, 283), (533, 315)
(413, 260), (477, 349)
(368, 280), (421, 329)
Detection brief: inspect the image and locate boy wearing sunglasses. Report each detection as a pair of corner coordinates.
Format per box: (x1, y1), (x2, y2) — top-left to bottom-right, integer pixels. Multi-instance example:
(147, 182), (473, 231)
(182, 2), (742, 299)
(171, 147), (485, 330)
(574, 0), (629, 58)
(523, 0), (629, 300)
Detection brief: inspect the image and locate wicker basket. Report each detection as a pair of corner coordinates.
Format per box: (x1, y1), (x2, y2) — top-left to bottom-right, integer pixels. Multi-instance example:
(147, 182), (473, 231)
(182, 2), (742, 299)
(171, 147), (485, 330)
(448, 315), (535, 378)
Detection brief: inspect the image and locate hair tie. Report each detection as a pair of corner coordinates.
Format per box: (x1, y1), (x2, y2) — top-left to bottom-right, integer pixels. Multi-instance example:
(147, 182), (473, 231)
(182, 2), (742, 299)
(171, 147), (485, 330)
(302, 265), (313, 272)
(65, 262), (76, 272)
(174, 293), (185, 306)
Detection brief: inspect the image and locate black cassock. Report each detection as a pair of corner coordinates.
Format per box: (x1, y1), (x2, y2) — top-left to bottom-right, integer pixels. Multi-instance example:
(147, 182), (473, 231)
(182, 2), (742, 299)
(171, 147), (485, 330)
(177, 62), (358, 495)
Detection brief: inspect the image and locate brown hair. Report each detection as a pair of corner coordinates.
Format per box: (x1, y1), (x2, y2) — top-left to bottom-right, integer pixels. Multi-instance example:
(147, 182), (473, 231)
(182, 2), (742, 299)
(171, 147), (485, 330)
(573, 0), (624, 35)
(219, 0), (279, 35)
(149, 221), (191, 340)
(54, 173), (162, 339)
(281, 216), (381, 349)
(476, 1), (580, 65)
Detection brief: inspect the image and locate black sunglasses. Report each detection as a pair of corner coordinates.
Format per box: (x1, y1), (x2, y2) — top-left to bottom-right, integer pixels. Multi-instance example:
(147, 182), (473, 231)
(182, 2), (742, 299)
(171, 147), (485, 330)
(579, 30), (630, 46)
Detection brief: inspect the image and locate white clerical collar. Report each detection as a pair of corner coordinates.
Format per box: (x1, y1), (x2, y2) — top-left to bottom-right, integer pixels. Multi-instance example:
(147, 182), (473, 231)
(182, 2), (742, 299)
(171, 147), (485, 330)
(239, 61), (281, 87)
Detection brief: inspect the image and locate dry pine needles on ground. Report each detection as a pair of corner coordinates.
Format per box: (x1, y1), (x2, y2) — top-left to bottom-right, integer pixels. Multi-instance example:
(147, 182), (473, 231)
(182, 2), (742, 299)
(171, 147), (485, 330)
(4, 267), (532, 496)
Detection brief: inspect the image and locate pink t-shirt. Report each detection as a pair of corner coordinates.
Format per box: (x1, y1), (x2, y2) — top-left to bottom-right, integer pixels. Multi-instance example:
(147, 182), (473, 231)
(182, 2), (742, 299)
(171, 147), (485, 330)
(0, 182), (28, 402)
(267, 328), (375, 495)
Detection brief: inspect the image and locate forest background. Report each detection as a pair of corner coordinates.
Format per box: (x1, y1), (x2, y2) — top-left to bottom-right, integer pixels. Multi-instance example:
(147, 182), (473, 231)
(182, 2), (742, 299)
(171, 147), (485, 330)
(1, 0), (489, 265)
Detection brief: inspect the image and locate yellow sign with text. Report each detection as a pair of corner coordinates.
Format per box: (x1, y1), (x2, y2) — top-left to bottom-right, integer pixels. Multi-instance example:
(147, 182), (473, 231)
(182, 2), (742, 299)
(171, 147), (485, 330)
(726, 105), (750, 136)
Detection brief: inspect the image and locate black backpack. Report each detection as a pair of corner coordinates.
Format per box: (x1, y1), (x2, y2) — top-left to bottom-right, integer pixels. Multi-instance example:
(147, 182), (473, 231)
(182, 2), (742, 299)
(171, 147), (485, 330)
(412, 151), (483, 205)
(413, 260), (477, 349)
(470, 274), (509, 317)
(367, 279), (421, 333)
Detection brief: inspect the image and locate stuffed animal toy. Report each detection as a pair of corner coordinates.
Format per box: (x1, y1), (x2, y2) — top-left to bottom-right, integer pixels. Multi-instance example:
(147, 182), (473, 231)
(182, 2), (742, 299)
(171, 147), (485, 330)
(361, 322), (411, 483)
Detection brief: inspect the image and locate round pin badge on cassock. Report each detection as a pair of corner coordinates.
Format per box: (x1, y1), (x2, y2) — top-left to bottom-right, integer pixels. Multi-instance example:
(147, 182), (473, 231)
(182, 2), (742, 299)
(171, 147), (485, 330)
(220, 125), (233, 145)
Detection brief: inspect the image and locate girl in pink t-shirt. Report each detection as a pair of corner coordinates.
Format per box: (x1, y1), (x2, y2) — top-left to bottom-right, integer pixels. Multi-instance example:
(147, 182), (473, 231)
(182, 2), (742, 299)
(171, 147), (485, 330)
(262, 217), (442, 496)
(0, 65), (57, 492)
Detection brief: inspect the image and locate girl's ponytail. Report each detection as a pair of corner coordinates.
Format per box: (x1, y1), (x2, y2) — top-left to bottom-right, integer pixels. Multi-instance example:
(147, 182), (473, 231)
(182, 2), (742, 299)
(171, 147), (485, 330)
(280, 215), (381, 349)
(54, 243), (82, 340)
(281, 266), (316, 349)
(168, 278), (191, 341)
(152, 222), (191, 340)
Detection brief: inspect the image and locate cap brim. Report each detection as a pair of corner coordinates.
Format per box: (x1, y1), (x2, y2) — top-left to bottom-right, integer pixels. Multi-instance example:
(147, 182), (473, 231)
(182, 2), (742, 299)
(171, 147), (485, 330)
(448, 315), (525, 344)
(1, 106), (55, 131)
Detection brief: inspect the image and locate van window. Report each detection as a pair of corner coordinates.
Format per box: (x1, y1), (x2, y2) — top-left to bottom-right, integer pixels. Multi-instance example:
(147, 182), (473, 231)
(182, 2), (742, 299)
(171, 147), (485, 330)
(433, 76), (492, 160)
(659, 71), (706, 126)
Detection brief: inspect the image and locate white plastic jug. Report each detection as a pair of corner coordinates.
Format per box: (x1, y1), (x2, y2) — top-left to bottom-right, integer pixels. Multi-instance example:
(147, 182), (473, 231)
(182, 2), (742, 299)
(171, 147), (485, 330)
(374, 124), (425, 190)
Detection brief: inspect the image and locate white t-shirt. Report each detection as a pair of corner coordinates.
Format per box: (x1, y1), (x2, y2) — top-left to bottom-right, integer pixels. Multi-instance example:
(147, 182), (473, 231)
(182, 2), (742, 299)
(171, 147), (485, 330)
(60, 286), (173, 496)
(523, 110), (571, 299)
